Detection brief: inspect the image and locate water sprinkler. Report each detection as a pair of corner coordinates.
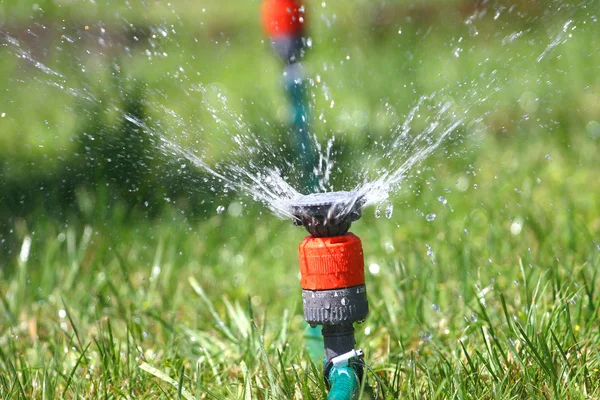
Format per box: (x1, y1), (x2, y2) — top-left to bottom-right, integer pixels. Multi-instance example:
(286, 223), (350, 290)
(262, 3), (367, 396)
(290, 191), (364, 237)
(287, 191), (369, 396)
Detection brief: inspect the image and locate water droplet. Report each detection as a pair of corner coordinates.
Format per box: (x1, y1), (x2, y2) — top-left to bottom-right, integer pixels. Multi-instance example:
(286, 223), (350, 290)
(341, 297), (348, 306)
(385, 202), (394, 219)
(432, 304), (440, 312)
(586, 121), (600, 138)
(421, 331), (432, 341)
(216, 205), (225, 214)
(19, 236), (32, 263)
(426, 213), (436, 222)
(437, 196), (447, 205)
(470, 313), (478, 322)
(374, 207), (381, 218)
(228, 201), (243, 217)
(368, 263), (380, 275)
(510, 219), (523, 235)
(425, 244), (435, 263)
(456, 176), (469, 192)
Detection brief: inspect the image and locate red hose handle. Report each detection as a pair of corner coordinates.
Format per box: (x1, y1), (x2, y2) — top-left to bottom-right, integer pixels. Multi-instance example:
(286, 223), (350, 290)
(261, 0), (306, 37)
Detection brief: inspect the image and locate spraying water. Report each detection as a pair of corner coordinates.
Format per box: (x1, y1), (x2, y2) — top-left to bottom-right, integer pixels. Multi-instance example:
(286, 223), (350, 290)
(0, 1), (595, 221)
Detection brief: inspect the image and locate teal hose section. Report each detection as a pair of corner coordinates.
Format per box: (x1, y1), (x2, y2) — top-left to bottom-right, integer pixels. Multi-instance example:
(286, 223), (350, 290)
(327, 364), (360, 400)
(303, 324), (322, 363)
(285, 76), (318, 193)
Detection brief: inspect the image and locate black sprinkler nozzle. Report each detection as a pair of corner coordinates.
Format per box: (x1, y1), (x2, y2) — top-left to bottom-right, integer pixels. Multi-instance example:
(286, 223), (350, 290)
(286, 191), (365, 237)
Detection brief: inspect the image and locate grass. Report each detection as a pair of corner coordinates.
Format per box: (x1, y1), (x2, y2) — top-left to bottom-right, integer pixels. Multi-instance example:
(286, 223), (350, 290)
(1, 0), (600, 398)
(1, 129), (598, 398)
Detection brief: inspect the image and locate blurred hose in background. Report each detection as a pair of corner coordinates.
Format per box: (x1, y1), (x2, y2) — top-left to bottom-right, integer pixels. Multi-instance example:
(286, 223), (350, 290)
(261, 0), (322, 365)
(261, 0), (318, 193)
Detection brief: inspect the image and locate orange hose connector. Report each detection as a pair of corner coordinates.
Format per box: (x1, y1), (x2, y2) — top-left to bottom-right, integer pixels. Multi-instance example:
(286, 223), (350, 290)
(298, 233), (365, 291)
(261, 0), (306, 37)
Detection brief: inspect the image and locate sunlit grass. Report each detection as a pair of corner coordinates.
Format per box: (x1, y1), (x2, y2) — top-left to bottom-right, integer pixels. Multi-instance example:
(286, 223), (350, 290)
(1, 1), (599, 398)
(1, 126), (598, 398)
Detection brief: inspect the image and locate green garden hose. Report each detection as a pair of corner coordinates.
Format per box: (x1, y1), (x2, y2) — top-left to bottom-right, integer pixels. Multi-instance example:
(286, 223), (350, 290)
(285, 75), (318, 192)
(327, 364), (360, 400)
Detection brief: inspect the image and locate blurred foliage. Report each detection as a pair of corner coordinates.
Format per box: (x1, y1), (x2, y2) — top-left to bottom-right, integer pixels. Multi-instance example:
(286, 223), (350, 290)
(0, 0), (598, 253)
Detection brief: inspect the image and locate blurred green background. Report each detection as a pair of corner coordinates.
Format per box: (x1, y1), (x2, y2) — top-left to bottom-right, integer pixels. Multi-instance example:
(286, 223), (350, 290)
(0, 1), (599, 397)
(0, 1), (598, 235)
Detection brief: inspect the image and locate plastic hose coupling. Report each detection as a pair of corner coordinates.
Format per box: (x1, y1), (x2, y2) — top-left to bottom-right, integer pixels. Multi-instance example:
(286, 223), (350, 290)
(261, 0), (307, 64)
(299, 234), (369, 326)
(289, 191), (369, 390)
(261, 0), (305, 38)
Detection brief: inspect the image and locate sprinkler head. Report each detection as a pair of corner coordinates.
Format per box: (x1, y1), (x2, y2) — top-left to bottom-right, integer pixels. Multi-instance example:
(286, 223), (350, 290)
(287, 191), (365, 237)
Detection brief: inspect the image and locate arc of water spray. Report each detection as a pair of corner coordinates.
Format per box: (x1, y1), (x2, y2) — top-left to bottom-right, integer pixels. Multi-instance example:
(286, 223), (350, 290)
(360, 119), (462, 207)
(123, 113), (300, 219)
(537, 19), (574, 63)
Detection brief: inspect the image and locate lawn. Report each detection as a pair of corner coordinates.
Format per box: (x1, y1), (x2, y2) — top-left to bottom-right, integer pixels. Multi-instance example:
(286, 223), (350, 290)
(1, 1), (599, 399)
